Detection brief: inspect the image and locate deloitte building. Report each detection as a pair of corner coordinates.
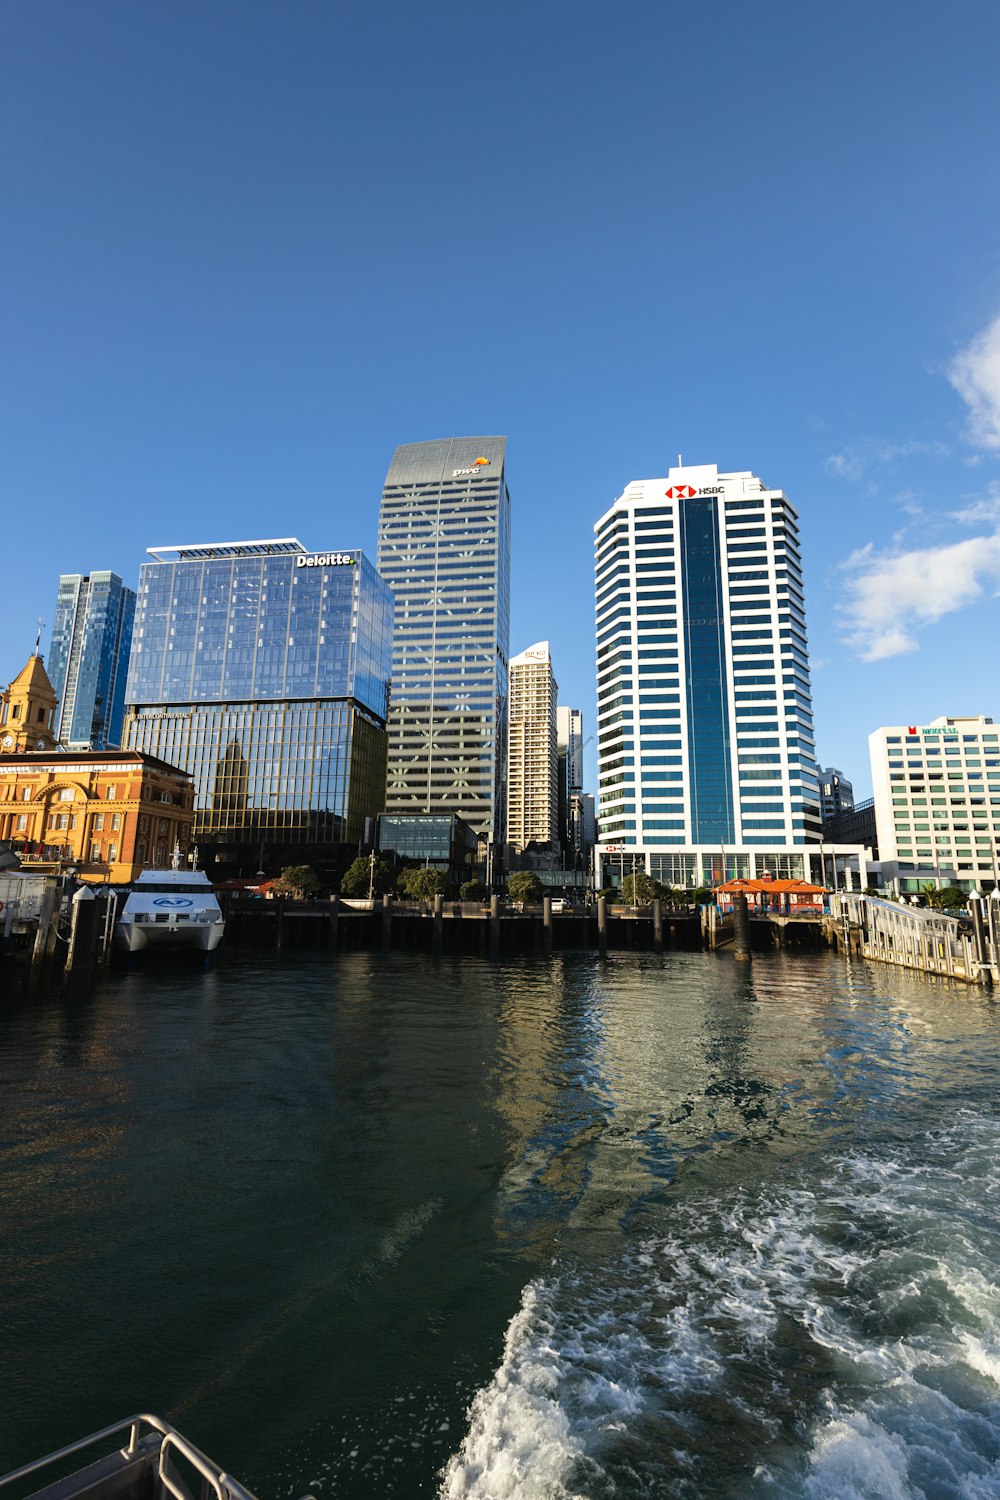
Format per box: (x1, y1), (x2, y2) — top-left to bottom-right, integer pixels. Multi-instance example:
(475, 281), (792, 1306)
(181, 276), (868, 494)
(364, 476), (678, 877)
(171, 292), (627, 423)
(594, 462), (869, 892)
(123, 539), (393, 876)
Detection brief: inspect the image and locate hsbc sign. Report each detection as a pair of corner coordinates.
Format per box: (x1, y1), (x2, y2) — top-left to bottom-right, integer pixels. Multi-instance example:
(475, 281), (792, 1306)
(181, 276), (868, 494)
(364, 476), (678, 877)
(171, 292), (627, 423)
(664, 485), (725, 499)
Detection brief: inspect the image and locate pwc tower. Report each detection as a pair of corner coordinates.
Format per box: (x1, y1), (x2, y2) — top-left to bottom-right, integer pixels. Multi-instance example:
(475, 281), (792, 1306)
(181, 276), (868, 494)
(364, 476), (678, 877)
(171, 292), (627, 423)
(377, 438), (511, 847)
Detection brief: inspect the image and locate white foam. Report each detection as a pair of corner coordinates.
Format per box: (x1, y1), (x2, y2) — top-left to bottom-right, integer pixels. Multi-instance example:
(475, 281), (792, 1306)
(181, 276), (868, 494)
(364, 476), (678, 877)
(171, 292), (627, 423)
(439, 1286), (589, 1500)
(442, 1111), (1000, 1498)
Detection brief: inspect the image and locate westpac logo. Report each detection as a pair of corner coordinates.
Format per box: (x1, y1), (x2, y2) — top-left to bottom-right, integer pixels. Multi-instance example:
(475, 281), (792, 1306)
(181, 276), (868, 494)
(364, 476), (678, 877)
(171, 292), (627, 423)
(297, 552), (355, 568)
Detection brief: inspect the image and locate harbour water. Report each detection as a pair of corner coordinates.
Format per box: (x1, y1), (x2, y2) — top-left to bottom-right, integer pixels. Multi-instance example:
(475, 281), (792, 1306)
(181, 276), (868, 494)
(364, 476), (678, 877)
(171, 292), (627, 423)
(2, 951), (1000, 1499)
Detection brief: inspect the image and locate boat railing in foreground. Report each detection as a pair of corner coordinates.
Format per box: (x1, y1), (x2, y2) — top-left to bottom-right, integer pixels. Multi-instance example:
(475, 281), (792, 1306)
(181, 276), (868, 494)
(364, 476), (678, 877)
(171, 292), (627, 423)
(0, 1415), (305, 1500)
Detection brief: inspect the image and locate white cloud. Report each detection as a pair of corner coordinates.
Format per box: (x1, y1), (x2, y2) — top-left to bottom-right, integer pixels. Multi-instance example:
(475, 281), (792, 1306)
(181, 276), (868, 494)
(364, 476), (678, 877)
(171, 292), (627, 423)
(951, 482), (1000, 526)
(825, 438), (949, 484)
(949, 313), (1000, 450)
(838, 531), (1000, 661)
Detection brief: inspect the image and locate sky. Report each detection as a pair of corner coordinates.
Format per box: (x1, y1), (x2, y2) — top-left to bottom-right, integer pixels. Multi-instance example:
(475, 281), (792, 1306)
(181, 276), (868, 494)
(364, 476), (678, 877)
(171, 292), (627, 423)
(2, 0), (1000, 798)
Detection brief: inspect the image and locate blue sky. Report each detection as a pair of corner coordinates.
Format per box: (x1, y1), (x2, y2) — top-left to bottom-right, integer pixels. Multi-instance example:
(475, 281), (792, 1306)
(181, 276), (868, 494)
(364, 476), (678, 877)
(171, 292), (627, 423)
(3, 0), (999, 797)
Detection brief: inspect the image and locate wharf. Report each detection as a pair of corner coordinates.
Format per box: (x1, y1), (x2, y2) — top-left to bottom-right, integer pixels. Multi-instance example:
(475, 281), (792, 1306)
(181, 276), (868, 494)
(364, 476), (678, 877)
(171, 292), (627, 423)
(220, 895), (703, 955)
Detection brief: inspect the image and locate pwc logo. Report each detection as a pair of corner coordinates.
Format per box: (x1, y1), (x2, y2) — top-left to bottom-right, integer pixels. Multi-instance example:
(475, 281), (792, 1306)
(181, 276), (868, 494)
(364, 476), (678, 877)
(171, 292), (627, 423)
(665, 485), (696, 499)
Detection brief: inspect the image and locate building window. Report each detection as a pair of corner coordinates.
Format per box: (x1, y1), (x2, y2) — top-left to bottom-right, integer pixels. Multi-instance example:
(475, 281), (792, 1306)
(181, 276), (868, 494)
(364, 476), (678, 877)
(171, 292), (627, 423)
(111, 813), (121, 830)
(94, 813), (105, 831)
(16, 815), (27, 831)
(106, 786), (117, 800)
(108, 843), (118, 862)
(21, 787), (30, 801)
(59, 788), (74, 801)
(90, 843), (101, 861)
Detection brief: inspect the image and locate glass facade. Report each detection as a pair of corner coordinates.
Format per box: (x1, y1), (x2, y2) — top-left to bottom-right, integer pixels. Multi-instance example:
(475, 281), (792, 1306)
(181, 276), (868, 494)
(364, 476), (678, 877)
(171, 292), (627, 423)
(377, 813), (480, 881)
(377, 438), (510, 841)
(123, 541), (393, 855)
(679, 496), (735, 843)
(48, 572), (136, 749)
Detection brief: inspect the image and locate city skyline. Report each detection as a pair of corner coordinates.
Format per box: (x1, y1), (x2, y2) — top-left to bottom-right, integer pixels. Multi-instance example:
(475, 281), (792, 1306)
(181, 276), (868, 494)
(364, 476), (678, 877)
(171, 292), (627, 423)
(3, 3), (1000, 798)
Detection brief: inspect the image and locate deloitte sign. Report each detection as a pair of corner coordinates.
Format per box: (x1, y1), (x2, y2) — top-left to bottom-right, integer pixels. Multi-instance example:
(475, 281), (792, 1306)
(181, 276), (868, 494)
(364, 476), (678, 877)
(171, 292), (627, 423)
(297, 552), (355, 568)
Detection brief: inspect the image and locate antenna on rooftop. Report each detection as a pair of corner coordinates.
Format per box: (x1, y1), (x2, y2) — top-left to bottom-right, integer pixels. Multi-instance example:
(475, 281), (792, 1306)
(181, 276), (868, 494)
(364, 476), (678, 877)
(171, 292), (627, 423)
(677, 453), (683, 467)
(33, 617), (44, 655)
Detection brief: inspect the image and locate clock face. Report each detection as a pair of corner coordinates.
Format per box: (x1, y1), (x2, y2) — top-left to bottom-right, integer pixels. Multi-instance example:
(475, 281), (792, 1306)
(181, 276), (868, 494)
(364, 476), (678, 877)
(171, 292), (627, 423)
(2, 734), (14, 748)
(35, 738), (47, 749)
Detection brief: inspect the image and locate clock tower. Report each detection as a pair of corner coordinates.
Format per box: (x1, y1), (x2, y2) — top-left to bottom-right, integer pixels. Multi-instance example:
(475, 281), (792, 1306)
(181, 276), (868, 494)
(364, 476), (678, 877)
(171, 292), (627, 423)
(0, 653), (61, 754)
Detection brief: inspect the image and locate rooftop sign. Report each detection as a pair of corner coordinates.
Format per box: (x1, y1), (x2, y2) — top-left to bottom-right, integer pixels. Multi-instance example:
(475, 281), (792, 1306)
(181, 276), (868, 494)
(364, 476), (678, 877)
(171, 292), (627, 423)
(296, 553), (356, 568)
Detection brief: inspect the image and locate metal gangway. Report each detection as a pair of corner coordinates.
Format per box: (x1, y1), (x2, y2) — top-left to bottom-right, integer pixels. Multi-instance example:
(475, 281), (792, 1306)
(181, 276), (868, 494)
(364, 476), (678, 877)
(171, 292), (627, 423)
(831, 890), (998, 986)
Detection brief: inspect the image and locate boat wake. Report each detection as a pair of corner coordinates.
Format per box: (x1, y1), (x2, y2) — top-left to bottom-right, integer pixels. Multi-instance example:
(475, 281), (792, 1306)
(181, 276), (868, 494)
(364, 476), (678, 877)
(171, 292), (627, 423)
(441, 1110), (1000, 1499)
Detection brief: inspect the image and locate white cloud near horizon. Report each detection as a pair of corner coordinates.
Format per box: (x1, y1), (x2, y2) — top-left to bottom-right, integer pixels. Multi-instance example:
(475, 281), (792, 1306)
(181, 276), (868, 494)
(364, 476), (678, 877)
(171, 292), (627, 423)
(839, 530), (1000, 661)
(949, 312), (1000, 450)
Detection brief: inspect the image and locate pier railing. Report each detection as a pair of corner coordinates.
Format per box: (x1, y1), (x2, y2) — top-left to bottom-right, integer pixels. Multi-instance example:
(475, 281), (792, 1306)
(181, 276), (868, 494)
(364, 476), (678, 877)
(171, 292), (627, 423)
(830, 892), (996, 984)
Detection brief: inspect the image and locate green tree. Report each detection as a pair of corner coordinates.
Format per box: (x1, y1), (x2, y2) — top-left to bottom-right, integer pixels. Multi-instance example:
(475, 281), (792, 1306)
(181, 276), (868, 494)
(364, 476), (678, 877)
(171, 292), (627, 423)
(460, 879), (486, 900)
(398, 866), (447, 900)
(620, 870), (658, 904)
(925, 885), (966, 911)
(270, 864), (321, 900)
(507, 871), (543, 904)
(691, 886), (713, 906)
(339, 855), (394, 897)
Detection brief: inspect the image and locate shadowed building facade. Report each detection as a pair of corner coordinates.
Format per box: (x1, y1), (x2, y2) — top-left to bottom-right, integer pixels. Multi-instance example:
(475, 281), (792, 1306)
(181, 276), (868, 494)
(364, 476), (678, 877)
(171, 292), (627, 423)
(376, 438), (510, 854)
(47, 571), (135, 750)
(122, 539), (393, 876)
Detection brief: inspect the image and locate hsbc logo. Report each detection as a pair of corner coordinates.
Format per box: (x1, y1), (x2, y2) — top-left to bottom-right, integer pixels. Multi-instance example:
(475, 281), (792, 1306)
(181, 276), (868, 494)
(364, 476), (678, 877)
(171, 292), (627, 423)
(664, 485), (725, 499)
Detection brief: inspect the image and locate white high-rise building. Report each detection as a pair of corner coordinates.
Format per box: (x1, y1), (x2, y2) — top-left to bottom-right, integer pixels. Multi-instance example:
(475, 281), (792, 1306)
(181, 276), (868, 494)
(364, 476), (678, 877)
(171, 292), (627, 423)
(870, 715), (1000, 894)
(507, 642), (558, 852)
(594, 461), (863, 891)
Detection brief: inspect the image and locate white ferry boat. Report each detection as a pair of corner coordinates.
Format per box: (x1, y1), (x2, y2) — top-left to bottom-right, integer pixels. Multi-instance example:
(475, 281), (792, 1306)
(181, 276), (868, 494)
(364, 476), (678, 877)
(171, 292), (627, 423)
(115, 851), (225, 955)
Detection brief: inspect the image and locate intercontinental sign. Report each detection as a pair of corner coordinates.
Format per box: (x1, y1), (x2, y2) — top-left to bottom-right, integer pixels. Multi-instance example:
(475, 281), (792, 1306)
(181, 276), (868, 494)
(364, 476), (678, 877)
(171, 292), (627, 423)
(297, 552), (356, 568)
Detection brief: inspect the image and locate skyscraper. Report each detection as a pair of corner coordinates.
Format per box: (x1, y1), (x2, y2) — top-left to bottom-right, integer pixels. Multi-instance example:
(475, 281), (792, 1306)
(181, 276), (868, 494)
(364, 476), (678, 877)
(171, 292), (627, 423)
(556, 704), (584, 856)
(48, 571), (136, 749)
(122, 539), (393, 872)
(507, 642), (558, 852)
(377, 437), (511, 845)
(594, 462), (825, 890)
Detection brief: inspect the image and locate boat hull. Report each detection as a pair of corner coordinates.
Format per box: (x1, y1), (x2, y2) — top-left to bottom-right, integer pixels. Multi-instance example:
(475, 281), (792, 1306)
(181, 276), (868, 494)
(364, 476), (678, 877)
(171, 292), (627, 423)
(115, 920), (225, 955)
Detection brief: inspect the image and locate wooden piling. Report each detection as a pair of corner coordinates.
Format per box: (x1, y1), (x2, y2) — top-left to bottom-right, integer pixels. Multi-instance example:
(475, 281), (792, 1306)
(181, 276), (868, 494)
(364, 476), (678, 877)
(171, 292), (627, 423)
(597, 896), (607, 954)
(542, 895), (553, 956)
(64, 886), (101, 996)
(652, 898), (663, 953)
(732, 893), (752, 961)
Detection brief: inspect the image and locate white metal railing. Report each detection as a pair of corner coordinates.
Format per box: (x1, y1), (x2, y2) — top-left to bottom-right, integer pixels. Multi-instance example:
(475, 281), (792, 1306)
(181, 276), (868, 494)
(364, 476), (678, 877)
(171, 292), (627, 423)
(0, 1415), (263, 1500)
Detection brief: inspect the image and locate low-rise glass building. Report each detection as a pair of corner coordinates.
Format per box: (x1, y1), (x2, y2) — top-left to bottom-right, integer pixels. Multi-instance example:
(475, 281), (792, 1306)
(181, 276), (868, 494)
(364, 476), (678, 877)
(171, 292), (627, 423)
(123, 539), (393, 875)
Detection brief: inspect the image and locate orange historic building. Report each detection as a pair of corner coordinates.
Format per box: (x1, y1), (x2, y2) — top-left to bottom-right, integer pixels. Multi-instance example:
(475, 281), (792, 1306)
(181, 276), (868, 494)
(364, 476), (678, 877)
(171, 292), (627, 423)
(1, 653), (193, 885)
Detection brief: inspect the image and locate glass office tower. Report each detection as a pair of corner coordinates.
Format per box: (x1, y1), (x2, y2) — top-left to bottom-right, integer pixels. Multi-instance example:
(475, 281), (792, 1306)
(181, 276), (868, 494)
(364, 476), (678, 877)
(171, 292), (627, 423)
(48, 571), (136, 749)
(123, 539), (393, 870)
(594, 463), (828, 891)
(377, 438), (511, 845)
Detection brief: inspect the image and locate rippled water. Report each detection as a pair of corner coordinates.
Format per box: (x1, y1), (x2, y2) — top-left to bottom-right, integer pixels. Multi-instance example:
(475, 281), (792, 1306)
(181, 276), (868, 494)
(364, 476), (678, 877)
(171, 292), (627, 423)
(2, 950), (999, 1499)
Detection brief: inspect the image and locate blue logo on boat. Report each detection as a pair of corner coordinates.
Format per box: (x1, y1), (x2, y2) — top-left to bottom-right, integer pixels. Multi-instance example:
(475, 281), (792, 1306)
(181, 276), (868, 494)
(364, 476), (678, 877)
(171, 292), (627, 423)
(153, 897), (194, 908)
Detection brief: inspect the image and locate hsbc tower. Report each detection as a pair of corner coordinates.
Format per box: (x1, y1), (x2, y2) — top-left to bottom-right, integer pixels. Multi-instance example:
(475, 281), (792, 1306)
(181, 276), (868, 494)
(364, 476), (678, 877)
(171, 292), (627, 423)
(593, 462), (862, 891)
